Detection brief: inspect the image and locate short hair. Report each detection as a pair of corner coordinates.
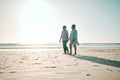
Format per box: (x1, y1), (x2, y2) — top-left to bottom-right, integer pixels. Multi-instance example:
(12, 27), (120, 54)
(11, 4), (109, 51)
(63, 25), (66, 28)
(72, 24), (76, 28)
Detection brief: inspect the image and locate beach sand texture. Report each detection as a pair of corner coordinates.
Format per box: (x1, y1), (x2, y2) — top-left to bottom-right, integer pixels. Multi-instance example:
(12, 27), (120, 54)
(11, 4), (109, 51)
(0, 48), (120, 80)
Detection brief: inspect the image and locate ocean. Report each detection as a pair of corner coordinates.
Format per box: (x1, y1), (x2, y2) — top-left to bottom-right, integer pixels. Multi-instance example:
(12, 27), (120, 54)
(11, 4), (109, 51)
(0, 43), (120, 49)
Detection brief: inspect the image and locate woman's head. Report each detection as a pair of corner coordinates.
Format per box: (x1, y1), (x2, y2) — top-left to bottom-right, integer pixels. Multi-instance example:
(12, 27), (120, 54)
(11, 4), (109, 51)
(71, 24), (76, 29)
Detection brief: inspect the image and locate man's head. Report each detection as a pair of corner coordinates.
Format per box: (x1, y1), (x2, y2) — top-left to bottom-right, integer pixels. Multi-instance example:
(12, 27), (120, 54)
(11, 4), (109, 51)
(63, 25), (66, 30)
(71, 24), (76, 29)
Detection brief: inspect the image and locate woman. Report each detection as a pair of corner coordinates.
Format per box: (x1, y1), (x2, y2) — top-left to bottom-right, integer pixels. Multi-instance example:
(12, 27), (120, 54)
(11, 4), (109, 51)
(69, 24), (79, 55)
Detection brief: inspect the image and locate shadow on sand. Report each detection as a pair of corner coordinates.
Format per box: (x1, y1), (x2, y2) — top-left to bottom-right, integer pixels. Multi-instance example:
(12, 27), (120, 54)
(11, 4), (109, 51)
(68, 54), (120, 68)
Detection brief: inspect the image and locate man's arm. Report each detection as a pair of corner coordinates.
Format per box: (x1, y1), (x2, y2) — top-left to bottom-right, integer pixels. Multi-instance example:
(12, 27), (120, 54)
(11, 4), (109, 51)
(67, 31), (69, 42)
(59, 35), (62, 42)
(59, 32), (62, 42)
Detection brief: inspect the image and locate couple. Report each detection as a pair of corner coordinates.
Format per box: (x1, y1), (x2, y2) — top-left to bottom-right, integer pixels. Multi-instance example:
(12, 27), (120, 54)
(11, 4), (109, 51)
(59, 24), (79, 55)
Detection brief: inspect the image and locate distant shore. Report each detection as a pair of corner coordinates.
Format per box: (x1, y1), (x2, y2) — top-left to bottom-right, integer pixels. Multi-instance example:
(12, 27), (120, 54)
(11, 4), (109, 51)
(0, 43), (120, 49)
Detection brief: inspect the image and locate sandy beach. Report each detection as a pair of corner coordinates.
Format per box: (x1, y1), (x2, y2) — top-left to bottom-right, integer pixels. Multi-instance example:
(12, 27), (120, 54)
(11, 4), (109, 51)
(0, 48), (120, 80)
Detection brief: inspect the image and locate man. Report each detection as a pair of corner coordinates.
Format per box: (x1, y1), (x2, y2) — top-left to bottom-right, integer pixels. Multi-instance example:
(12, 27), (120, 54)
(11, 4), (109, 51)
(59, 26), (69, 54)
(69, 24), (79, 55)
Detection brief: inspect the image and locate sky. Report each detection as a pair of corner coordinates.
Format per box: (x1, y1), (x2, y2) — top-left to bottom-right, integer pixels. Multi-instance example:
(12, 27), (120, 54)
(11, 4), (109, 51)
(0, 0), (120, 43)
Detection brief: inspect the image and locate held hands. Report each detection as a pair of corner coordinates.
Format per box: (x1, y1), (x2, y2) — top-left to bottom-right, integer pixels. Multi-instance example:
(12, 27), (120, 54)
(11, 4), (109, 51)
(59, 39), (69, 43)
(59, 39), (61, 43)
(67, 38), (69, 42)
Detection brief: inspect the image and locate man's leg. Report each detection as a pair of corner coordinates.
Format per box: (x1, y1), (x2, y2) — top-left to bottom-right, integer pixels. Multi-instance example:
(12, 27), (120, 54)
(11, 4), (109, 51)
(64, 41), (69, 53)
(62, 41), (66, 53)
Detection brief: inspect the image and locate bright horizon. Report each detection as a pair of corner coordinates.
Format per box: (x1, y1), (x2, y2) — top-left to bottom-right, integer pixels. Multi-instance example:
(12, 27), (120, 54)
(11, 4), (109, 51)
(0, 0), (120, 44)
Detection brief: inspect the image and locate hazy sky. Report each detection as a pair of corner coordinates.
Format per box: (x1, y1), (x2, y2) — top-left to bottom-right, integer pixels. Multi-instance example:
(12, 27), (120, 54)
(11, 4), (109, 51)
(0, 0), (120, 43)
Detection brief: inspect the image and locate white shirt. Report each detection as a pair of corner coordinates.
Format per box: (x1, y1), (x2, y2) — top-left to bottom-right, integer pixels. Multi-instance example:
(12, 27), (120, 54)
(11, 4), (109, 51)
(61, 30), (68, 41)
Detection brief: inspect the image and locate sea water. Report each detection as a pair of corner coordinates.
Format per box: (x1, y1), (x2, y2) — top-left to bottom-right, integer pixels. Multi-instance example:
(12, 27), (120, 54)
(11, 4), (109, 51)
(0, 43), (120, 49)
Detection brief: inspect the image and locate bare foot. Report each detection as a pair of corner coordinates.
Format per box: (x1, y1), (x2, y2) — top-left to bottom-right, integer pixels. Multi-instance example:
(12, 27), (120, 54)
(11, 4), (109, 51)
(67, 50), (69, 54)
(69, 53), (72, 55)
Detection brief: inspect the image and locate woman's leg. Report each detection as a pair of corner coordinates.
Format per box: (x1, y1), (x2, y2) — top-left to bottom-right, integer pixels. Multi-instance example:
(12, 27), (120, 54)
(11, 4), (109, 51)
(69, 44), (72, 54)
(73, 45), (77, 54)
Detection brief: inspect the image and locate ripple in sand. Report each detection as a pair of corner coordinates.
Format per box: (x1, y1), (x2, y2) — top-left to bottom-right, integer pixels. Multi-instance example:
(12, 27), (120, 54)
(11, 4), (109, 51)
(21, 56), (28, 60)
(19, 61), (23, 63)
(45, 66), (57, 68)
(0, 72), (4, 74)
(86, 74), (91, 76)
(93, 65), (99, 67)
(35, 58), (38, 60)
(32, 63), (41, 65)
(67, 65), (71, 66)
(107, 68), (113, 72)
(10, 71), (17, 73)
(54, 56), (58, 58)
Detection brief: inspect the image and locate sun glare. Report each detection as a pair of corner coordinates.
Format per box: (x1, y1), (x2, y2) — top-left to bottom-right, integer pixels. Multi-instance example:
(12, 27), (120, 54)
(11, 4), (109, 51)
(16, 0), (62, 44)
